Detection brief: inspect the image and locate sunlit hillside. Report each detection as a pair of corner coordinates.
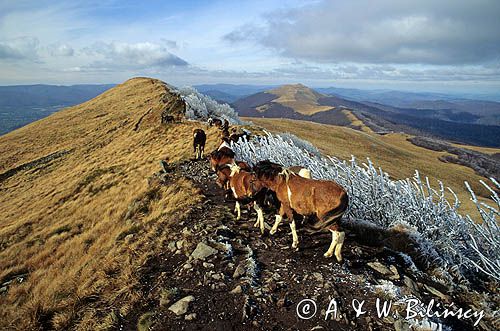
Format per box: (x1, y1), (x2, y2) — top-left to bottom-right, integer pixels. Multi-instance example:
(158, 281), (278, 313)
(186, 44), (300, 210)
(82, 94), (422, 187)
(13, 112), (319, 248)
(0, 78), (220, 329)
(267, 84), (333, 115)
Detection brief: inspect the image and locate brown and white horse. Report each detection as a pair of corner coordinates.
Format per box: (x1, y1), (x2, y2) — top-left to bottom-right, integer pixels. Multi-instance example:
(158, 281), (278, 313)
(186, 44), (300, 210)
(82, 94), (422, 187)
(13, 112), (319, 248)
(193, 129), (206, 159)
(253, 161), (348, 261)
(216, 163), (267, 233)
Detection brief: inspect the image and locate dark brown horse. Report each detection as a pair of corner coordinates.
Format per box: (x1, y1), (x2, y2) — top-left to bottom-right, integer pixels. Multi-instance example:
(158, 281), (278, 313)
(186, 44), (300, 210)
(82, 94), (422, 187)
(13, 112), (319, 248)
(216, 164), (267, 234)
(192, 129), (206, 159)
(254, 161), (348, 261)
(208, 117), (223, 128)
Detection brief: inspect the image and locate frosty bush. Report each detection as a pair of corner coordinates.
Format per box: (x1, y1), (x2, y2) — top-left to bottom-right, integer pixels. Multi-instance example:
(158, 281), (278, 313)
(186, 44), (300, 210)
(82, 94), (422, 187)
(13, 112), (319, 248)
(176, 86), (243, 125)
(278, 132), (321, 157)
(231, 132), (500, 282)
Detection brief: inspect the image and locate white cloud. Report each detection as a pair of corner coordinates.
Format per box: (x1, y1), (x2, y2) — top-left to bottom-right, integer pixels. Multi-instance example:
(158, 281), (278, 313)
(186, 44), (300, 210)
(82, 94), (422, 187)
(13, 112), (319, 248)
(225, 0), (500, 65)
(0, 36), (39, 60)
(82, 41), (188, 70)
(47, 43), (74, 57)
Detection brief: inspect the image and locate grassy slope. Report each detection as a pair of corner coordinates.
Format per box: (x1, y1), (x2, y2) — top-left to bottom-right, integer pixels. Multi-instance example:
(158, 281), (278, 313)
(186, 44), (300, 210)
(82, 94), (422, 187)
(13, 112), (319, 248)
(0, 78), (220, 330)
(268, 84), (333, 115)
(245, 117), (497, 219)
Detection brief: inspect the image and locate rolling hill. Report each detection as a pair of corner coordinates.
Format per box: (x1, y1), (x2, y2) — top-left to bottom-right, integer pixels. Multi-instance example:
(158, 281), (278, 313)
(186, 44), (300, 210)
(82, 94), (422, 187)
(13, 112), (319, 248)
(233, 84), (500, 147)
(233, 84), (353, 127)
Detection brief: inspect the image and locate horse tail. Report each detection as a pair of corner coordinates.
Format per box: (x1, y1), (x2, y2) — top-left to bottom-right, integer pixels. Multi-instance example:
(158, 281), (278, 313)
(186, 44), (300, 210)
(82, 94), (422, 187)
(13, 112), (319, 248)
(304, 193), (349, 234)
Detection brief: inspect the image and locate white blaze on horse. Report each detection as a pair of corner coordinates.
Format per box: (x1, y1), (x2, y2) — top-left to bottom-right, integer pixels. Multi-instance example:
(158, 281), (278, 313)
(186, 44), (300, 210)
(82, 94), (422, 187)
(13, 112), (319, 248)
(192, 128), (206, 159)
(253, 160), (348, 262)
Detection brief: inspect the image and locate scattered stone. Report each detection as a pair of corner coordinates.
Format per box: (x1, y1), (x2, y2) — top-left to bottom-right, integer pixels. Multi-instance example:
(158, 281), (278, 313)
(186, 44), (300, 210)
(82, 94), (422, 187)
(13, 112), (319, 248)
(183, 263), (193, 270)
(167, 241), (176, 252)
(423, 284), (452, 303)
(233, 263), (246, 279)
(367, 262), (392, 275)
(312, 272), (324, 283)
(403, 276), (419, 294)
(185, 313), (197, 321)
(176, 239), (185, 249)
(160, 287), (178, 308)
(202, 262), (214, 268)
(168, 295), (195, 316)
(230, 285), (243, 294)
(0, 286), (7, 294)
(211, 273), (222, 280)
(191, 242), (218, 260)
(389, 265), (400, 280)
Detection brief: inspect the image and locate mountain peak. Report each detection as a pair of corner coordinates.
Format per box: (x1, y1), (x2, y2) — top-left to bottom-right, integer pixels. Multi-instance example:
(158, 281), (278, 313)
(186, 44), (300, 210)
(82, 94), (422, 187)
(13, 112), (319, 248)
(266, 83), (331, 115)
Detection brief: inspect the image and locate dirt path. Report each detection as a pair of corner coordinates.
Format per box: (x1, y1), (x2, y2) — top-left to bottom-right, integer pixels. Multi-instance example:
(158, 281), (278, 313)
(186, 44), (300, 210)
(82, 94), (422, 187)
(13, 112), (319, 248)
(121, 158), (479, 331)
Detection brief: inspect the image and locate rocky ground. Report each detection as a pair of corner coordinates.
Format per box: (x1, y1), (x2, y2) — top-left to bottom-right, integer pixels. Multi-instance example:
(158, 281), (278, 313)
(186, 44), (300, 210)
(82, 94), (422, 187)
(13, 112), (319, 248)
(120, 158), (493, 331)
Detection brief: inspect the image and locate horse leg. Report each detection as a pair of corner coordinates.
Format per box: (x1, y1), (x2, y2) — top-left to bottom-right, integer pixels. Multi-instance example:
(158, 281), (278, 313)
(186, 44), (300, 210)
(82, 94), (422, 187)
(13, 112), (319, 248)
(253, 201), (265, 234)
(234, 201), (241, 220)
(324, 224), (345, 262)
(290, 219), (299, 250)
(270, 214), (282, 235)
(278, 203), (298, 249)
(201, 146), (204, 158)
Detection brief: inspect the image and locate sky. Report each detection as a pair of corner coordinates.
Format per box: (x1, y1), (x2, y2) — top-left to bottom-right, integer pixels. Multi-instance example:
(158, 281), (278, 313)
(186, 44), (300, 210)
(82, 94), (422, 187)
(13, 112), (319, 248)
(1, 0), (500, 94)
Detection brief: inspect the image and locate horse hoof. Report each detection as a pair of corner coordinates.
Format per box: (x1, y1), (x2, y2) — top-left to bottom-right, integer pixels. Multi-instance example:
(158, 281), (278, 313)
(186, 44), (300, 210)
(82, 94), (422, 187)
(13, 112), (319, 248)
(270, 229), (276, 235)
(324, 252), (333, 258)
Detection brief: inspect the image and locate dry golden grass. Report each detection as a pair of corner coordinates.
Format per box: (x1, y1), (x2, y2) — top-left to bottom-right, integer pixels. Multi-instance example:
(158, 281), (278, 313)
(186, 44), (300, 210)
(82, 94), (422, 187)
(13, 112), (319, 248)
(268, 84), (333, 115)
(0, 78), (220, 330)
(451, 142), (500, 155)
(341, 109), (373, 133)
(245, 117), (497, 219)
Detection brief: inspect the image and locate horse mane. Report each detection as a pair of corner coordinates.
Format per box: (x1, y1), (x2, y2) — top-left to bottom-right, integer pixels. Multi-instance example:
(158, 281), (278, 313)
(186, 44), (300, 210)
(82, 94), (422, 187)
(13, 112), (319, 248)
(278, 168), (296, 182)
(211, 148), (235, 160)
(254, 160), (283, 180)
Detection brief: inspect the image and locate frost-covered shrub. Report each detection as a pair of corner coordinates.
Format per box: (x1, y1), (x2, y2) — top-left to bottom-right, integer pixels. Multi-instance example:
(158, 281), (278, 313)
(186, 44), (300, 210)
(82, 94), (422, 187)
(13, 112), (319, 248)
(278, 132), (321, 156)
(231, 132), (500, 282)
(175, 86), (243, 125)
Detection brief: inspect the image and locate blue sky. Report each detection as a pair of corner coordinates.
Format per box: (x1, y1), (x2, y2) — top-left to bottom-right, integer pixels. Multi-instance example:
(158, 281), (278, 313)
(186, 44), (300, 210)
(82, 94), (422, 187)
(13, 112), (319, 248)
(1, 0), (500, 94)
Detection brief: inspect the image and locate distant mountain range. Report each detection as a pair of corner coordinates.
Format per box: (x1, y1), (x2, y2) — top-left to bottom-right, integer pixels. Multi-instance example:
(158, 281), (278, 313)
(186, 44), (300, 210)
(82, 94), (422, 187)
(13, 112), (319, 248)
(230, 84), (500, 147)
(1, 82), (499, 147)
(0, 84), (115, 107)
(0, 84), (114, 135)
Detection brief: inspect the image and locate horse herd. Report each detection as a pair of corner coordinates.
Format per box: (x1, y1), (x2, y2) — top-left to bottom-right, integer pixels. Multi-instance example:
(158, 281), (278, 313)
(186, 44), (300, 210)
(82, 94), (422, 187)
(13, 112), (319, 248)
(192, 118), (349, 262)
